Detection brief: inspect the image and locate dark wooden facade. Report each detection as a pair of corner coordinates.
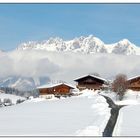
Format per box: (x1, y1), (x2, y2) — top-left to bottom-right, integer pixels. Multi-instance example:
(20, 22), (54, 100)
(127, 76), (140, 91)
(38, 83), (74, 95)
(74, 75), (107, 90)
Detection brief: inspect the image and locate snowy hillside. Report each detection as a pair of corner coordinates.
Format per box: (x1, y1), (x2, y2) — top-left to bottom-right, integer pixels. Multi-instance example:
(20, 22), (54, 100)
(17, 35), (140, 55)
(1, 89), (140, 136)
(0, 92), (25, 104)
(0, 76), (50, 91)
(0, 90), (111, 136)
(113, 104), (140, 136)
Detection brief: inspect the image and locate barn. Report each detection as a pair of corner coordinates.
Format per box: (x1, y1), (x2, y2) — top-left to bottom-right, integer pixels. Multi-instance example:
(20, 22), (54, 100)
(127, 76), (140, 91)
(37, 83), (75, 97)
(74, 74), (108, 90)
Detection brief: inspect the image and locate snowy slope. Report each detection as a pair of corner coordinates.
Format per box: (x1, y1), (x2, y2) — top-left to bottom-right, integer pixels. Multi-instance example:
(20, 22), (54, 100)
(0, 90), (111, 136)
(0, 92), (25, 104)
(17, 35), (140, 55)
(113, 104), (140, 136)
(100, 90), (140, 106)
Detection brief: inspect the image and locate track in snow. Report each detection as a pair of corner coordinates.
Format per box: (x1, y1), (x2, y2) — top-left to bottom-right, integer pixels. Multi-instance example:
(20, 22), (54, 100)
(101, 95), (124, 137)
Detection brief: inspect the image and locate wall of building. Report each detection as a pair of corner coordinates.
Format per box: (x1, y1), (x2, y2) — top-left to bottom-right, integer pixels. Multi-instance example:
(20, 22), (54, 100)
(128, 79), (140, 91)
(77, 79), (103, 90)
(39, 85), (72, 95)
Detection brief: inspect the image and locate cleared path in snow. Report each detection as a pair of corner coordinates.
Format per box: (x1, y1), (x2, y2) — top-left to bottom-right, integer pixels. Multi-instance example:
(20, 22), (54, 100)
(101, 95), (124, 137)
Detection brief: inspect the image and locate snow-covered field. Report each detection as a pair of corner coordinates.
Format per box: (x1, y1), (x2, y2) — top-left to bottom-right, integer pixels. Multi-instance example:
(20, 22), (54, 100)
(100, 90), (140, 105)
(1, 89), (140, 136)
(113, 104), (140, 136)
(0, 90), (111, 136)
(0, 92), (26, 104)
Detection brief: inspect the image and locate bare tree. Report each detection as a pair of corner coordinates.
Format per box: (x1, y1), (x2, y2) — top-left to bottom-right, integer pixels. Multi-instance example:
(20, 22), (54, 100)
(112, 74), (128, 101)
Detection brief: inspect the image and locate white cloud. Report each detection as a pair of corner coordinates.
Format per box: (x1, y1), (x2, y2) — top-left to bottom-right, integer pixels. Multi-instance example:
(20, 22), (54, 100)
(0, 50), (60, 78)
(0, 50), (140, 83)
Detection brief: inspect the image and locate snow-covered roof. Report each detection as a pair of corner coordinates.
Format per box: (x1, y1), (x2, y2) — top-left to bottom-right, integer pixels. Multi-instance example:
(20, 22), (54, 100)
(37, 82), (75, 89)
(127, 75), (140, 81)
(74, 74), (108, 83)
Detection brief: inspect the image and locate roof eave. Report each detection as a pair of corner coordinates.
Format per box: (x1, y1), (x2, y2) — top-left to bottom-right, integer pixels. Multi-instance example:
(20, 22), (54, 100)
(74, 75), (107, 83)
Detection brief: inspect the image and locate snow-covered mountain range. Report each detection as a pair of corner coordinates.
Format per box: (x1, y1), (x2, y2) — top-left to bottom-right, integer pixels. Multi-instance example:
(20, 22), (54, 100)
(1, 35), (140, 91)
(17, 35), (140, 55)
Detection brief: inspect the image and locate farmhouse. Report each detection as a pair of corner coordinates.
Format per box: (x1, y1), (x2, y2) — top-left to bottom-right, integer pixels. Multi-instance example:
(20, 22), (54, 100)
(74, 74), (108, 90)
(127, 76), (140, 91)
(37, 83), (75, 97)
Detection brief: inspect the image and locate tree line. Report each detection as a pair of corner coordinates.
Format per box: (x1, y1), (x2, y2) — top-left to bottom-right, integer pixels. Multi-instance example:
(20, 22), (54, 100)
(0, 87), (39, 98)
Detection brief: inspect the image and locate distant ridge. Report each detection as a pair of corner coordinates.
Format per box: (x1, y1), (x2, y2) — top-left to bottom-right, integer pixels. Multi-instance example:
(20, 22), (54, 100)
(17, 35), (140, 55)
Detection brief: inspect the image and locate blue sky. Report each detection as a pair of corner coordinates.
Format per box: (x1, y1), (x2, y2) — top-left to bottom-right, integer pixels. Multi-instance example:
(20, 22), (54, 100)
(0, 4), (140, 51)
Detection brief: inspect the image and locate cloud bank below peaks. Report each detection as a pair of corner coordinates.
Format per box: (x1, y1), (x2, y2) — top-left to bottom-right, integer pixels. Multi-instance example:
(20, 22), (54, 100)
(0, 50), (140, 82)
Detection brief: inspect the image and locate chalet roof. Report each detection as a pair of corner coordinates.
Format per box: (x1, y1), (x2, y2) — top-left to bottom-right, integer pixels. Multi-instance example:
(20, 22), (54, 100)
(127, 75), (140, 81)
(74, 74), (108, 83)
(37, 82), (75, 89)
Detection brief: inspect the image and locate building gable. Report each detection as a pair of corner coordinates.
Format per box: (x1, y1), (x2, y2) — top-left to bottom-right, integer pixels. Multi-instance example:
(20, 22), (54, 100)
(38, 83), (74, 95)
(74, 75), (107, 90)
(74, 75), (106, 84)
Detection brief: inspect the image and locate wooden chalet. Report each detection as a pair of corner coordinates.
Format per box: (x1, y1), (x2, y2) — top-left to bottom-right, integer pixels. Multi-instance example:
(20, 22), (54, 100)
(127, 76), (140, 91)
(74, 74), (108, 90)
(37, 83), (75, 97)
